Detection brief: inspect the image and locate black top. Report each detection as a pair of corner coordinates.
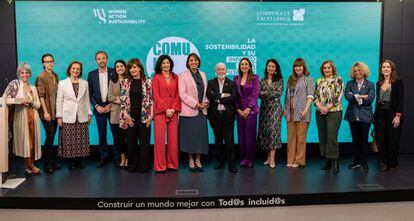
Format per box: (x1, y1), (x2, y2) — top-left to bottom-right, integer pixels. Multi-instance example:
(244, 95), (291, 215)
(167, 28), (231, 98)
(375, 78), (404, 120)
(130, 78), (142, 118)
(191, 70), (204, 103)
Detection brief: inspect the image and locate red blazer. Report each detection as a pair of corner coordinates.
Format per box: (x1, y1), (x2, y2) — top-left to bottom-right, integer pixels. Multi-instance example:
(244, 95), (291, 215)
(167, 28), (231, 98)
(152, 73), (181, 115)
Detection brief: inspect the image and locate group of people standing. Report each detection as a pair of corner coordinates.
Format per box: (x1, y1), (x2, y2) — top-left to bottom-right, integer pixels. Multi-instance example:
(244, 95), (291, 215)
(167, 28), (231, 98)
(4, 51), (404, 176)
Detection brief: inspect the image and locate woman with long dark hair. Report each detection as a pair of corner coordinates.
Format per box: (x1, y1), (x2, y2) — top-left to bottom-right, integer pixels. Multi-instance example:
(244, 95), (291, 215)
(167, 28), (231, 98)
(234, 57), (260, 168)
(258, 58), (284, 169)
(108, 60), (127, 167)
(374, 59), (404, 172)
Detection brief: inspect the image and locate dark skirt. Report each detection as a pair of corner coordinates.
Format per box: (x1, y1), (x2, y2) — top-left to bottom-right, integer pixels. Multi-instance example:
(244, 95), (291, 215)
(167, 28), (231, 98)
(58, 122), (90, 158)
(179, 111), (209, 154)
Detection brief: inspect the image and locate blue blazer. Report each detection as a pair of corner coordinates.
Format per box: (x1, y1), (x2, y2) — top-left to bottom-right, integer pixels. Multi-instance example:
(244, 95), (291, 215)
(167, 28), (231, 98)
(87, 67), (115, 112)
(344, 79), (375, 123)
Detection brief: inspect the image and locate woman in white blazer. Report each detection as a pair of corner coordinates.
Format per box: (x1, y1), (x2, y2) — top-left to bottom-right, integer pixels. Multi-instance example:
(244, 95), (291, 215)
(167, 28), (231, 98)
(56, 61), (92, 170)
(5, 62), (42, 175)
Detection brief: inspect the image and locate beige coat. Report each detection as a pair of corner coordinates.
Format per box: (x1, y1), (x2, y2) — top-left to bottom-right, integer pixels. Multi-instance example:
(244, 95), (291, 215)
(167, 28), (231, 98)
(107, 80), (121, 124)
(0, 95), (9, 172)
(5, 80), (42, 160)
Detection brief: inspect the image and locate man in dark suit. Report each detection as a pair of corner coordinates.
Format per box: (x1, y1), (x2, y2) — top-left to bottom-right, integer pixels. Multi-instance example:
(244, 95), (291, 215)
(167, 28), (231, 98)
(88, 51), (117, 167)
(207, 63), (238, 173)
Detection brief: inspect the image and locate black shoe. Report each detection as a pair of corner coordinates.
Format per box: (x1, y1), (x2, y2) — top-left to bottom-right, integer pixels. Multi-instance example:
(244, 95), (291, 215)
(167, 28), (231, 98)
(128, 167), (136, 173)
(156, 170), (166, 174)
(348, 162), (361, 169)
(189, 166), (197, 172)
(333, 159), (340, 174)
(228, 164), (238, 173)
(44, 163), (54, 174)
(215, 161), (225, 170)
(69, 162), (77, 171)
(76, 160), (85, 170)
(51, 161), (62, 170)
(360, 164), (369, 173)
(96, 160), (106, 168)
(388, 166), (398, 172)
(196, 166), (204, 172)
(379, 160), (388, 172)
(321, 159), (332, 170)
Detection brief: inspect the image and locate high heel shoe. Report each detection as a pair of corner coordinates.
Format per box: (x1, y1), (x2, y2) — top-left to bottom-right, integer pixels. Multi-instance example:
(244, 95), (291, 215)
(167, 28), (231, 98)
(321, 159), (332, 170)
(269, 163), (276, 169)
(333, 158), (339, 174)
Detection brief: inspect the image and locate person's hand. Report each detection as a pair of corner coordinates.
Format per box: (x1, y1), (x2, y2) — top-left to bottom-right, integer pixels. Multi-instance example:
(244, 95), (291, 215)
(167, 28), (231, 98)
(146, 116), (153, 128)
(166, 109), (174, 118)
(242, 108), (251, 117)
(57, 117), (63, 127)
(96, 106), (105, 114)
(237, 109), (244, 117)
(104, 104), (112, 113)
(43, 112), (51, 122)
(114, 98), (121, 104)
(392, 116), (400, 128)
(202, 102), (209, 109)
(125, 115), (135, 127)
(222, 93), (231, 98)
(300, 109), (308, 119)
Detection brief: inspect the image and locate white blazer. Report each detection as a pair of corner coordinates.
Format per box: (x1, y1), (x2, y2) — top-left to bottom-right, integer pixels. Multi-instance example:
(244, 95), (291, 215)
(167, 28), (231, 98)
(56, 78), (92, 123)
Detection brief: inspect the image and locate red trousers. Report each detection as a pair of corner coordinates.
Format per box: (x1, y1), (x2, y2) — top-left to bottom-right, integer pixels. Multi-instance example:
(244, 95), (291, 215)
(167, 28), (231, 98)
(153, 113), (179, 171)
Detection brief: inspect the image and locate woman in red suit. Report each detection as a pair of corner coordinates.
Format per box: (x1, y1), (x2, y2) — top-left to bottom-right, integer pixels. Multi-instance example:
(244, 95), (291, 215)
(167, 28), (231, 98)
(152, 55), (181, 173)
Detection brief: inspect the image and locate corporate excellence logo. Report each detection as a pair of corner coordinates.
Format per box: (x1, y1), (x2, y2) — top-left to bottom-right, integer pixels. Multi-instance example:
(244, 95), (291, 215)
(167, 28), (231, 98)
(256, 8), (305, 26)
(146, 37), (199, 77)
(92, 8), (145, 25)
(293, 9), (305, 21)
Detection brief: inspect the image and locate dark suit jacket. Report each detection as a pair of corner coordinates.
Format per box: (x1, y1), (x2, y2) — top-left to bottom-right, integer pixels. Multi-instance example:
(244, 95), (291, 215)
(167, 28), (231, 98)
(344, 79), (375, 123)
(206, 77), (237, 122)
(374, 78), (404, 121)
(87, 67), (115, 112)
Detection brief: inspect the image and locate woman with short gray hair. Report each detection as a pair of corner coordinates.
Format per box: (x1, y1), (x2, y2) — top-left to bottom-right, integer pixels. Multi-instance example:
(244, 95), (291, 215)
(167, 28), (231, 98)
(5, 62), (42, 175)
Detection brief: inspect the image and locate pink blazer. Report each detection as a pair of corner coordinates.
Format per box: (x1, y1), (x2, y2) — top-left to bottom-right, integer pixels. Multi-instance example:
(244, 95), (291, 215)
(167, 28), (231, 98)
(178, 69), (209, 117)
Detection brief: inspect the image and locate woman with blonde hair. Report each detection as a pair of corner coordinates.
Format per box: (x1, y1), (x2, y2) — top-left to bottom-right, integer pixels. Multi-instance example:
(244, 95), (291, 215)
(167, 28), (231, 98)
(344, 62), (375, 173)
(5, 62), (42, 175)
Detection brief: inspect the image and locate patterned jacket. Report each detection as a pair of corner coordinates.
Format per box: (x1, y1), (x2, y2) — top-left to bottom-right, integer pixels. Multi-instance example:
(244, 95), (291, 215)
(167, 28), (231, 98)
(119, 78), (153, 129)
(314, 76), (344, 112)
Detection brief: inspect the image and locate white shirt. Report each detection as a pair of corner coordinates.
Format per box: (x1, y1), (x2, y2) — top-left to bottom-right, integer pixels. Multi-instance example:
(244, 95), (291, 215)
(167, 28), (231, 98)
(217, 79), (226, 111)
(99, 69), (108, 103)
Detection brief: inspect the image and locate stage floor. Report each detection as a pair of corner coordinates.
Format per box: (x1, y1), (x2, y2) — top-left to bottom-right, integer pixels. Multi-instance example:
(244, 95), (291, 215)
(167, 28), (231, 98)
(1, 155), (414, 209)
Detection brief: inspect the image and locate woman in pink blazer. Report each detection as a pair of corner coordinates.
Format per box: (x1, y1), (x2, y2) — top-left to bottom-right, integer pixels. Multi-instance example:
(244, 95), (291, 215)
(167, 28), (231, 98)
(178, 53), (209, 172)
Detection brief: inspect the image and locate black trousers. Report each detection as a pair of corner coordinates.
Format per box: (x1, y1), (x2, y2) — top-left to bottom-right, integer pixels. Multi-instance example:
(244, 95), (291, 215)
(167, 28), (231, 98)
(126, 120), (151, 171)
(41, 119), (58, 164)
(209, 111), (236, 163)
(110, 123), (127, 162)
(349, 121), (371, 165)
(375, 108), (402, 168)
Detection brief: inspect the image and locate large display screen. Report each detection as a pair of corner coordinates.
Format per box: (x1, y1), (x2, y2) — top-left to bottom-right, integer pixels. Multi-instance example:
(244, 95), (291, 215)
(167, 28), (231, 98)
(15, 1), (382, 144)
